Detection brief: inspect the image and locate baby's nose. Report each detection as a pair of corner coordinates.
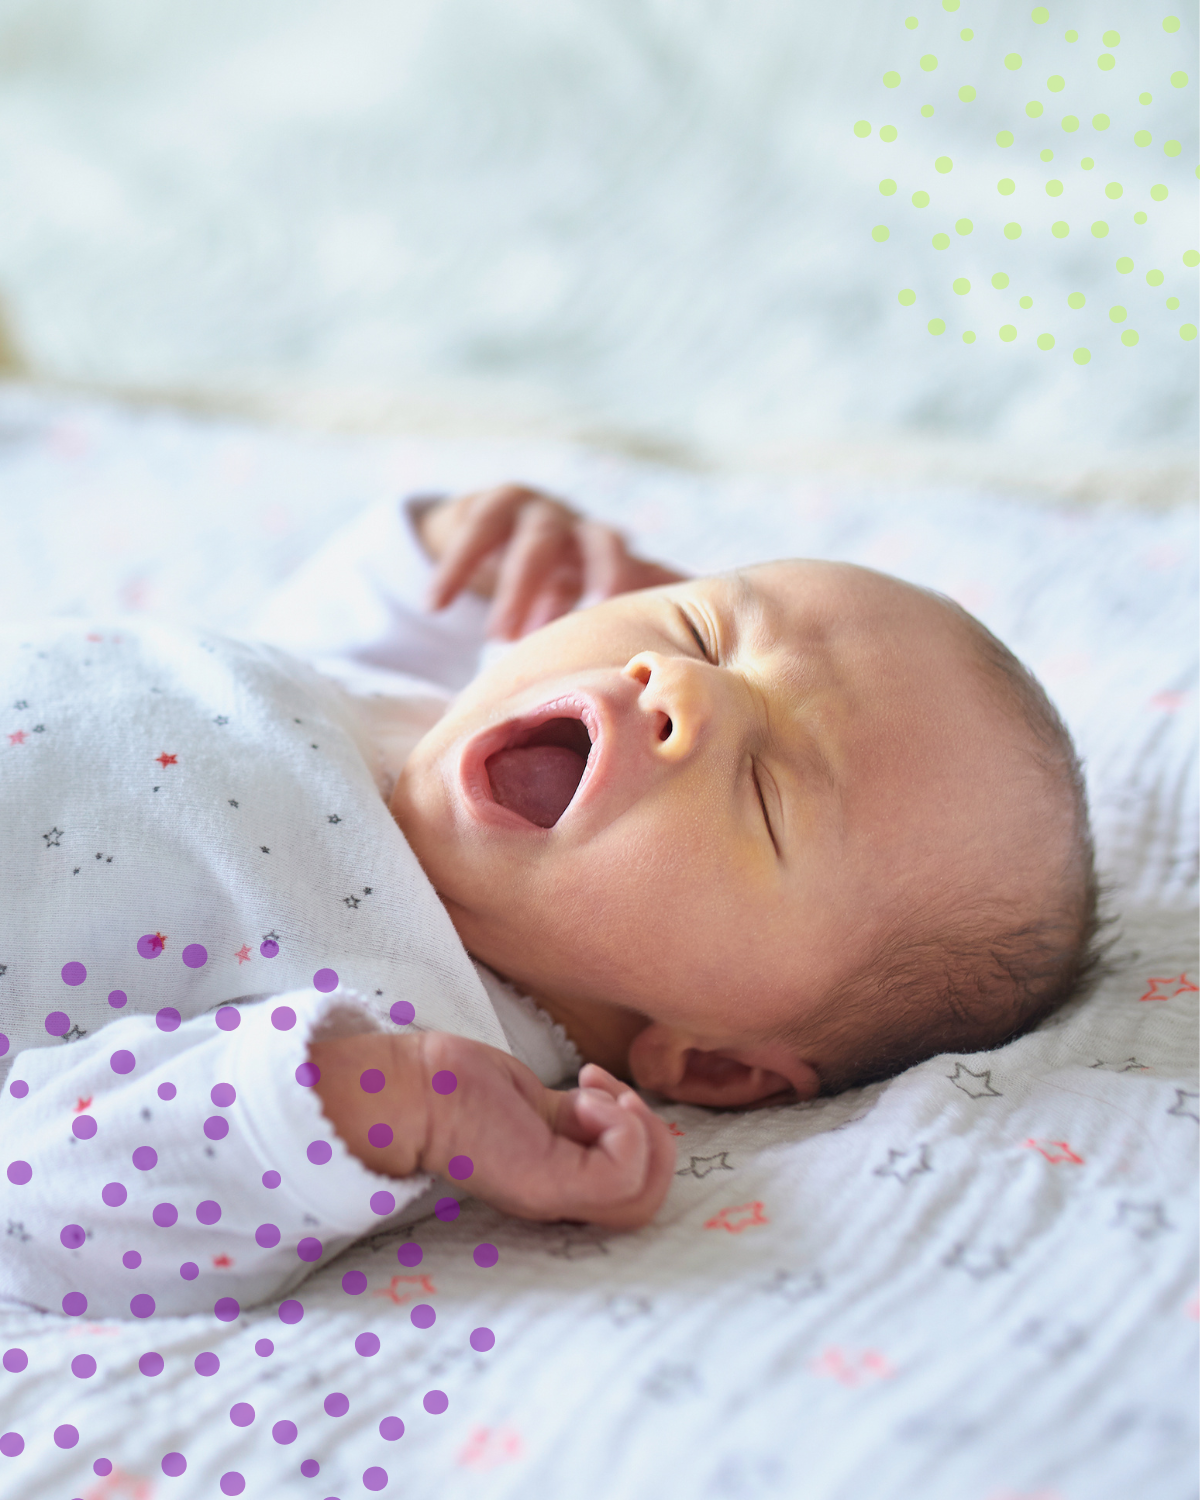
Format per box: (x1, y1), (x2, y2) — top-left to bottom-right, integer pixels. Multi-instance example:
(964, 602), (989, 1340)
(623, 652), (712, 761)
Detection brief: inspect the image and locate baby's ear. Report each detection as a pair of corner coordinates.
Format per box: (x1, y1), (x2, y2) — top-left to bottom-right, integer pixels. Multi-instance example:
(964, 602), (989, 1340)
(627, 1026), (820, 1108)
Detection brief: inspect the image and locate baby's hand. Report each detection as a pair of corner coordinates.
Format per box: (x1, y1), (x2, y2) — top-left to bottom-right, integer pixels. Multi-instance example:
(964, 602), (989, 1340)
(414, 483), (685, 640)
(310, 1030), (677, 1230)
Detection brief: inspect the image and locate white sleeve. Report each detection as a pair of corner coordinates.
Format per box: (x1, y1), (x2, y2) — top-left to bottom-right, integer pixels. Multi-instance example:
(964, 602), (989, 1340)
(0, 989), (434, 1321)
(242, 494), (491, 693)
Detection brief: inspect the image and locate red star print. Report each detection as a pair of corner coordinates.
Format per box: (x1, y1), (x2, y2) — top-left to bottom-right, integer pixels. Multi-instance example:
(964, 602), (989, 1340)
(85, 633), (103, 643)
(667, 1122), (685, 1137)
(807, 1346), (895, 1387)
(234, 944), (251, 964)
(1140, 973), (1198, 1003)
(457, 1426), (525, 1470)
(148, 932), (166, 954)
(372, 1273), (437, 1304)
(1024, 1138), (1084, 1165)
(212, 1254), (234, 1268)
(1149, 690), (1185, 711)
(73, 1096), (93, 1114)
(704, 1201), (768, 1234)
(155, 752), (178, 768)
(6, 729), (27, 745)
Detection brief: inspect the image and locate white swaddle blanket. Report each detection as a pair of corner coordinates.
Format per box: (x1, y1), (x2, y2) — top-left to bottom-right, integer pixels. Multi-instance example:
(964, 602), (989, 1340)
(0, 617), (514, 1319)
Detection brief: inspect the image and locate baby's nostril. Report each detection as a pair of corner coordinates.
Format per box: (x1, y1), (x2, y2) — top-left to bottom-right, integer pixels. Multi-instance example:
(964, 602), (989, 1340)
(658, 717), (672, 742)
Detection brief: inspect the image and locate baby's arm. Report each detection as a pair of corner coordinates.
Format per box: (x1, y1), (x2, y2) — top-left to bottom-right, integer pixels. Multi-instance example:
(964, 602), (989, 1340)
(311, 1029), (676, 1230)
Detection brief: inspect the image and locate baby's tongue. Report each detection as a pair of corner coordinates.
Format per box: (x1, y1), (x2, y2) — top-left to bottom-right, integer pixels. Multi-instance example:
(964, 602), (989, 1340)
(486, 745), (586, 829)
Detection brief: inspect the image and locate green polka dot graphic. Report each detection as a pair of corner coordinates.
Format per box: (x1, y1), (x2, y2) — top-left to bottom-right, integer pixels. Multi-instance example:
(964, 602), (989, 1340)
(856, 8), (1195, 362)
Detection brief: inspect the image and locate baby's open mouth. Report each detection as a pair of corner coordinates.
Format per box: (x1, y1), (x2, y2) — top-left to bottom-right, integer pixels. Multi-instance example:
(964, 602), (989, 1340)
(485, 715), (594, 828)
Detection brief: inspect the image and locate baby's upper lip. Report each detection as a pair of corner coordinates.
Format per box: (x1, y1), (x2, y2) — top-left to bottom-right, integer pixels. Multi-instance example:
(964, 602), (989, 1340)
(458, 679), (641, 833)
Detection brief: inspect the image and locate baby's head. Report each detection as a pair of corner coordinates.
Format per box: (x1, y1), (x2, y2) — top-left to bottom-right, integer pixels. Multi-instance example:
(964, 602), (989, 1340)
(391, 559), (1101, 1105)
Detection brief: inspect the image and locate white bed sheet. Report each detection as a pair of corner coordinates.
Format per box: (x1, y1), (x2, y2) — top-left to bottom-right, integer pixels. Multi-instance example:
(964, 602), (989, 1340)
(0, 385), (1195, 1500)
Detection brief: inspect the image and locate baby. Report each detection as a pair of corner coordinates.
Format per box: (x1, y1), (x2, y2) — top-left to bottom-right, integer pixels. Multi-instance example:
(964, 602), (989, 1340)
(309, 482), (1102, 1232)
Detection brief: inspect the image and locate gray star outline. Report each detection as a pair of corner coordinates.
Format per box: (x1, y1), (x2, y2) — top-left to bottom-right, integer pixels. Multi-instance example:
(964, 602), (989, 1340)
(1166, 1089), (1198, 1123)
(213, 715), (229, 726)
(42, 826), (63, 847)
(943, 1242), (1011, 1278)
(327, 814), (342, 824)
(874, 1144), (933, 1183)
(762, 1268), (825, 1302)
(947, 1062), (1002, 1098)
(676, 1151), (734, 1179)
(1112, 1200), (1173, 1239)
(343, 895), (361, 909)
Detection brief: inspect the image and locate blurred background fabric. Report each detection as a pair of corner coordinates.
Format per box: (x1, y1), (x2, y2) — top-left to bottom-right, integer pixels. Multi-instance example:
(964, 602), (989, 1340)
(0, 0), (1195, 486)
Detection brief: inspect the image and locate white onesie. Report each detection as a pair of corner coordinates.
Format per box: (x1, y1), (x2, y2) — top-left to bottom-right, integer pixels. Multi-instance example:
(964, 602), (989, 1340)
(0, 495), (581, 1321)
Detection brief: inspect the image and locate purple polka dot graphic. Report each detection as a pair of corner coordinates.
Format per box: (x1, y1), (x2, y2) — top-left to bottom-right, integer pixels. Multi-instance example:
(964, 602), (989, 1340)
(300, 1458), (320, 1477)
(255, 1338), (274, 1357)
(272, 1420), (297, 1445)
(313, 968), (338, 993)
(0, 1433), (24, 1457)
(214, 1297), (240, 1322)
(323, 1392), (349, 1418)
(62, 1292), (87, 1316)
(139, 1352), (164, 1377)
(355, 1332), (380, 1358)
(194, 1352), (220, 1376)
(410, 1304), (435, 1329)
(180, 1262), (199, 1281)
(0, 1034), (6, 1056)
(137, 934), (164, 960)
(379, 1416), (405, 1441)
(123, 1250), (142, 1269)
(359, 1068), (385, 1094)
(54, 1424), (78, 1449)
(435, 1197), (460, 1222)
(448, 1155), (474, 1180)
(156, 1007), (181, 1032)
(306, 1140), (332, 1166)
(370, 1190), (396, 1216)
(220, 1474), (245, 1496)
(72, 1114), (97, 1140)
(132, 1146), (158, 1171)
(153, 1203), (178, 1228)
(215, 1007), (240, 1031)
(130, 1294), (155, 1319)
(210, 1083), (236, 1107)
(102, 1182), (127, 1206)
(60, 1224), (86, 1249)
(397, 1243), (422, 1267)
(108, 990), (128, 1008)
(157, 1082), (177, 1101)
(182, 943), (208, 969)
(470, 1327), (495, 1352)
(255, 1223), (281, 1249)
(196, 1200), (222, 1225)
(297, 1237), (323, 1262)
(204, 1116), (229, 1141)
(9, 1081), (27, 1099)
(61, 962), (86, 986)
(260, 939), (279, 958)
(364, 1468), (388, 1492)
(473, 1243), (498, 1268)
(423, 1390), (448, 1415)
(3, 1349), (28, 1373)
(342, 1271), (367, 1296)
(94, 1458), (113, 1476)
(295, 1062), (320, 1087)
(229, 1403), (255, 1428)
(7, 1162), (31, 1186)
(278, 1299), (304, 1325)
(271, 1005), (296, 1031)
(161, 1452), (187, 1477)
(389, 1000), (415, 1025)
(431, 1069), (457, 1095)
(45, 1011), (70, 1036)
(110, 1050), (136, 1075)
(367, 1124), (393, 1149)
(262, 1170), (281, 1189)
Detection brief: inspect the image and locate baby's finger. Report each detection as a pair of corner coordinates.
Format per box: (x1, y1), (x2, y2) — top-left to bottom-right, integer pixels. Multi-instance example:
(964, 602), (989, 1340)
(575, 519), (629, 604)
(487, 503), (576, 640)
(517, 566), (584, 636)
(427, 487), (526, 609)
